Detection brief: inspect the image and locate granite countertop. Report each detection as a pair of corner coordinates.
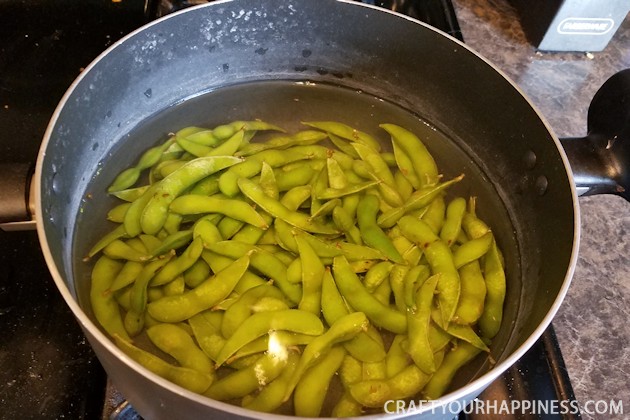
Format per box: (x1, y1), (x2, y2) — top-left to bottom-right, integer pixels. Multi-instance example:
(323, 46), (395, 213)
(451, 0), (630, 417)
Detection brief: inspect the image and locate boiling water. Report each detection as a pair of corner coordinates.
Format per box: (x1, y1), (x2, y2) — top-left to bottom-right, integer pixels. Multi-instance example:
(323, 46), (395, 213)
(72, 80), (520, 415)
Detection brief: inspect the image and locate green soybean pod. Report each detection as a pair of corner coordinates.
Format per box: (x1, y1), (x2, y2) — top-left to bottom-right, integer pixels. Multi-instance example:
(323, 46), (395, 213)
(109, 260), (144, 292)
(321, 268), (387, 363)
(169, 195), (269, 230)
(205, 129), (244, 157)
(150, 229), (193, 257)
(327, 132), (360, 158)
(282, 311), (369, 402)
(147, 254), (250, 323)
(327, 157), (349, 189)
(377, 174), (464, 228)
(162, 275), (185, 297)
(204, 240), (301, 304)
(103, 239), (151, 262)
(188, 311), (226, 362)
(90, 256), (129, 340)
(129, 253), (174, 315)
(333, 256), (406, 334)
(295, 233), (325, 315)
(113, 334), (214, 394)
(258, 161), (280, 198)
(189, 173), (220, 196)
(440, 197), (467, 247)
(443, 323), (489, 352)
(294, 345), (347, 417)
(214, 309), (325, 367)
(362, 360), (387, 381)
(394, 170), (414, 202)
(216, 216), (244, 240)
(389, 263), (410, 313)
(424, 239), (461, 326)
(274, 164), (319, 192)
(397, 215), (439, 249)
(238, 177), (338, 235)
(221, 283), (286, 338)
(349, 364), (431, 408)
(422, 341), (483, 400)
(403, 264), (431, 309)
(351, 142), (395, 187)
(140, 155), (242, 235)
(372, 275), (392, 306)
(332, 392), (364, 417)
(230, 330), (311, 362)
(181, 128), (220, 146)
(107, 203), (131, 223)
(108, 138), (174, 193)
(363, 260), (394, 292)
(238, 130), (327, 156)
(302, 121), (382, 152)
(391, 138), (420, 188)
(321, 267), (350, 326)
(332, 206), (363, 245)
(147, 323), (215, 375)
(242, 351), (300, 413)
(380, 123), (439, 187)
(176, 136), (214, 157)
(406, 274), (440, 374)
(385, 334), (411, 378)
(421, 194), (446, 234)
(453, 260), (487, 325)
(150, 237), (204, 287)
(110, 185), (150, 202)
(479, 238), (506, 340)
(356, 194), (404, 264)
(192, 215), (223, 246)
(205, 352), (288, 401)
(316, 180), (380, 200)
(333, 355), (364, 417)
(200, 250), (267, 294)
(453, 231), (493, 269)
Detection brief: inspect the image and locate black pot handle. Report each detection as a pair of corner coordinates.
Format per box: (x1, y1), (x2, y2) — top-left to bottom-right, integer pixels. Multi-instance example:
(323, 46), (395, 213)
(559, 69), (630, 202)
(0, 163), (36, 231)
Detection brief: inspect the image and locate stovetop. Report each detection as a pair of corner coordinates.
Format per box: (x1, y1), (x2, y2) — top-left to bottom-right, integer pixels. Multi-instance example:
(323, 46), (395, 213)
(0, 1), (578, 418)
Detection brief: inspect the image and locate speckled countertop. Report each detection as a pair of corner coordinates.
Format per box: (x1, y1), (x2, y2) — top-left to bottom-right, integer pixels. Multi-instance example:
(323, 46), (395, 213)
(451, 0), (630, 417)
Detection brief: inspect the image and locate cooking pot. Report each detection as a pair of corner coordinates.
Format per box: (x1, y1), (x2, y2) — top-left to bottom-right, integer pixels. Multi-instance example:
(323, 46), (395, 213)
(1, 0), (628, 418)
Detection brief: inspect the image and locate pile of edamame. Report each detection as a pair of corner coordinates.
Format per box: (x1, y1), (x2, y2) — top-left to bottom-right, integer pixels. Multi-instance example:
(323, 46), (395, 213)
(87, 119), (506, 416)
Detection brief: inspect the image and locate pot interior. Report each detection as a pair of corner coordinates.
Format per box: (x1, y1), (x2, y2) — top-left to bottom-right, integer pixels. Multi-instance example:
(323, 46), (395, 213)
(72, 79), (520, 386)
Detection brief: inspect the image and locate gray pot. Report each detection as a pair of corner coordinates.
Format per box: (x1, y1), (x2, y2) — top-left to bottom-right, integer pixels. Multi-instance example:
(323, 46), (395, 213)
(12, 0), (627, 418)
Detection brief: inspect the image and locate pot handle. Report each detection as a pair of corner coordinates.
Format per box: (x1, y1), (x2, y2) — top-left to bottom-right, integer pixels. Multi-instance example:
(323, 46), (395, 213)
(559, 69), (630, 202)
(0, 163), (37, 231)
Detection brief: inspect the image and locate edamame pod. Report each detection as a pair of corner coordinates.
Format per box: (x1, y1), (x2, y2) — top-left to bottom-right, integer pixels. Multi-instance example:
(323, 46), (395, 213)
(357, 194), (404, 264)
(282, 311), (369, 402)
(294, 345), (346, 417)
(205, 352), (287, 400)
(214, 309), (325, 367)
(423, 341), (483, 400)
(147, 254), (250, 322)
(333, 256), (407, 334)
(238, 177), (339, 235)
(140, 156), (242, 235)
(113, 334), (213, 394)
(170, 195), (268, 229)
(147, 323), (215, 374)
(90, 256), (128, 340)
(380, 123), (439, 186)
